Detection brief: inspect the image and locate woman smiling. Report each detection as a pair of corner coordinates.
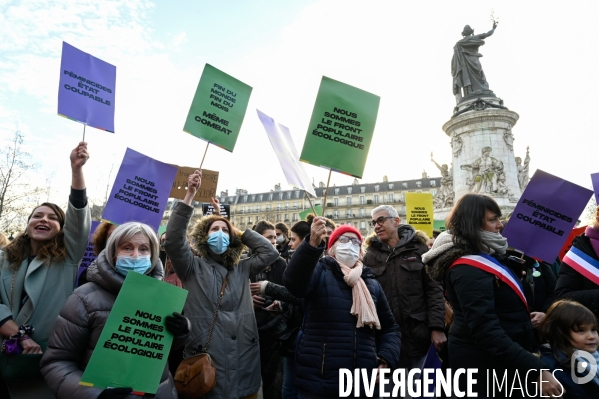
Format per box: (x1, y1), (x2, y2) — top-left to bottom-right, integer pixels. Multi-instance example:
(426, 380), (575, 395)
(0, 142), (91, 397)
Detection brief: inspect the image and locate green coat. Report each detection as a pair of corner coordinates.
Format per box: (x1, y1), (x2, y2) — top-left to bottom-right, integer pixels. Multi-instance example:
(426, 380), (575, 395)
(0, 202), (91, 345)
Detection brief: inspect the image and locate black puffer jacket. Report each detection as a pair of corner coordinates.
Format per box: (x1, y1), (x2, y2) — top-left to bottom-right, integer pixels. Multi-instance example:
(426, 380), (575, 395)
(40, 251), (179, 399)
(426, 247), (545, 395)
(363, 225), (445, 358)
(555, 234), (599, 316)
(283, 237), (401, 398)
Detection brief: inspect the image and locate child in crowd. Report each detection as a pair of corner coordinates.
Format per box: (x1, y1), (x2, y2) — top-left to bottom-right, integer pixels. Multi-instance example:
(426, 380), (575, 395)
(539, 299), (599, 398)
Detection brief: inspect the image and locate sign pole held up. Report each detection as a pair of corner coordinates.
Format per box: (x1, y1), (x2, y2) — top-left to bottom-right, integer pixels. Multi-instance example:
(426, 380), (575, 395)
(82, 124), (87, 142)
(199, 142), (210, 170)
(321, 170), (332, 217)
(304, 191), (317, 216)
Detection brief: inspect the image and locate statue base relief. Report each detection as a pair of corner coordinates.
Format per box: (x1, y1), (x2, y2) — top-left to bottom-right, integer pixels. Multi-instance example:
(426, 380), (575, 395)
(439, 98), (522, 217)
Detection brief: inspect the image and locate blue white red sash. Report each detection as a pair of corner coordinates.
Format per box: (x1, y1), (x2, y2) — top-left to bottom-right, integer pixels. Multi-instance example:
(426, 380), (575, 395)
(450, 254), (528, 312)
(563, 246), (599, 286)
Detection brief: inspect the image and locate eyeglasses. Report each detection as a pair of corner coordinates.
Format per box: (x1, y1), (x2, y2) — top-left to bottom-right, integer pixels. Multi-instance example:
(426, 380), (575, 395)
(337, 235), (362, 246)
(369, 216), (393, 227)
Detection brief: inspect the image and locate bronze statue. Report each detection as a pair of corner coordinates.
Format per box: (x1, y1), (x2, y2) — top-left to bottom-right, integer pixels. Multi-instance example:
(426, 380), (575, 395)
(452, 22), (498, 103)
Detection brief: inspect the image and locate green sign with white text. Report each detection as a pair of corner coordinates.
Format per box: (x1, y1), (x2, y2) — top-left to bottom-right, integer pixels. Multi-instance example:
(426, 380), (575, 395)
(80, 272), (188, 393)
(183, 64), (252, 152)
(300, 76), (380, 178)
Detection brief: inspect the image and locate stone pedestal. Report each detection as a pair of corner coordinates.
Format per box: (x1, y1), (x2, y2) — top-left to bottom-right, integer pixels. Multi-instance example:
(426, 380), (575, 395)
(441, 97), (521, 215)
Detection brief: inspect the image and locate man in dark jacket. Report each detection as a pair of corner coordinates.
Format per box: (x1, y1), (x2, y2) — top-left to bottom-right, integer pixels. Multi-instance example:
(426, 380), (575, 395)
(363, 205), (446, 373)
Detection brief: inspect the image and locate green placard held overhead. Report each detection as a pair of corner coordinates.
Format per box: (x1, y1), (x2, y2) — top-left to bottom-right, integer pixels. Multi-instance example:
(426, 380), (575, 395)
(300, 76), (380, 178)
(183, 64), (252, 152)
(80, 272), (188, 394)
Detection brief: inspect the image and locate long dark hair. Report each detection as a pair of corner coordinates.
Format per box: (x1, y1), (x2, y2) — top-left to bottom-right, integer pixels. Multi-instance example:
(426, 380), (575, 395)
(4, 202), (67, 269)
(446, 193), (502, 253)
(539, 300), (599, 366)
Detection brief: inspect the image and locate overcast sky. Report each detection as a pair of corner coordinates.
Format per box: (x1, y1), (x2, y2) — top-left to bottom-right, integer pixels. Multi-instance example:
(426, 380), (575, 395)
(1, 0), (598, 208)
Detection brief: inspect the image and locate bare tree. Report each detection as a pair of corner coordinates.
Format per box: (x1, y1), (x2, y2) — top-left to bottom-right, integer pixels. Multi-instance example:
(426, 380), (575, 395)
(0, 130), (40, 233)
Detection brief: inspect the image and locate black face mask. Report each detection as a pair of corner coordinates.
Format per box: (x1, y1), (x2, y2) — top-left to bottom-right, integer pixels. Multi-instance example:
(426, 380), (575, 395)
(159, 250), (167, 266)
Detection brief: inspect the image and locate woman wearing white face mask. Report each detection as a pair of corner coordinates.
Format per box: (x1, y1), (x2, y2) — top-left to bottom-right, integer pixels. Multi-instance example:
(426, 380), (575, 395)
(164, 170), (279, 399)
(41, 222), (188, 399)
(283, 218), (401, 399)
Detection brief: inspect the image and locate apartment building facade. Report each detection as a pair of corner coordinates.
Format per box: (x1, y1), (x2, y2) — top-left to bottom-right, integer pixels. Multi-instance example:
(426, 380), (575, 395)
(213, 175), (441, 235)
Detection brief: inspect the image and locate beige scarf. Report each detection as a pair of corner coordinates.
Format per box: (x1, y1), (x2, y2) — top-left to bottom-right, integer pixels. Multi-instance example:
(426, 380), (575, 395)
(338, 260), (381, 329)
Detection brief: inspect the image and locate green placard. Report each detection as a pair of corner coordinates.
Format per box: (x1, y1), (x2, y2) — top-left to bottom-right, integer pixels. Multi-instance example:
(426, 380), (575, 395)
(433, 220), (446, 231)
(80, 272), (188, 393)
(299, 205), (323, 221)
(300, 76), (380, 178)
(158, 225), (167, 237)
(183, 64), (252, 152)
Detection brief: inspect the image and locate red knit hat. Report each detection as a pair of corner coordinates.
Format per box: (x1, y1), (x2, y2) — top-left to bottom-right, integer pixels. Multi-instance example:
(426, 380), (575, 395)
(327, 225), (363, 250)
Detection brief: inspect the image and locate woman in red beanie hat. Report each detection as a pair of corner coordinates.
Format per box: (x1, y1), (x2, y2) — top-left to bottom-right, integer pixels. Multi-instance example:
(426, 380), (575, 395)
(283, 216), (401, 398)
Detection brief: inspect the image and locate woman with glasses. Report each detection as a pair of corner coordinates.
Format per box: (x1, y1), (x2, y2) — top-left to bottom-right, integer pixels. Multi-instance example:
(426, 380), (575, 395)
(283, 218), (400, 399)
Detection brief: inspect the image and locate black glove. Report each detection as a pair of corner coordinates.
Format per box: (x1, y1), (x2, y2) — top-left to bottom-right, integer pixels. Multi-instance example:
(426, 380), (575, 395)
(98, 387), (132, 399)
(165, 312), (189, 336)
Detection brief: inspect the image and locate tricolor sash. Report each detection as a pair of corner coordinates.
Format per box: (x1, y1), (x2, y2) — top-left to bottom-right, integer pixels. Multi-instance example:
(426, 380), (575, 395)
(450, 254), (528, 311)
(563, 246), (599, 286)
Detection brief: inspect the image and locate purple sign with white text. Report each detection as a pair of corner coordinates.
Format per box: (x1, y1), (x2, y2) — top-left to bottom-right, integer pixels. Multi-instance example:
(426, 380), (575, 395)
(102, 148), (178, 230)
(503, 169), (593, 262)
(58, 42), (116, 132)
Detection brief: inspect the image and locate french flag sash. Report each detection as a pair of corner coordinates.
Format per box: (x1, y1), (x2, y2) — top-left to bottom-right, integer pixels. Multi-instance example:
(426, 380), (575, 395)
(562, 246), (599, 286)
(450, 254), (528, 312)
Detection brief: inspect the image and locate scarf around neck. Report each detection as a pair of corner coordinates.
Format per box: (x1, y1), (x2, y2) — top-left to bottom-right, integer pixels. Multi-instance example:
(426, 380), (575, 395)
(585, 226), (599, 259)
(480, 230), (508, 255)
(337, 259), (381, 329)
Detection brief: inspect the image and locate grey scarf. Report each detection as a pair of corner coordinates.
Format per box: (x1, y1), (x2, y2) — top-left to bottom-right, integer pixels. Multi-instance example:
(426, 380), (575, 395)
(480, 231), (508, 254)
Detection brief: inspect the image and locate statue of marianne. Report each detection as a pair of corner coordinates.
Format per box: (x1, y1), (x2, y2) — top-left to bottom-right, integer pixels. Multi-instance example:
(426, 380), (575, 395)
(452, 22), (498, 104)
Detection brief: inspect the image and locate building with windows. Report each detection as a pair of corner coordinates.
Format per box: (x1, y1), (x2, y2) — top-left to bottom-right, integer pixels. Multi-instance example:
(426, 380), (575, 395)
(208, 174), (441, 235)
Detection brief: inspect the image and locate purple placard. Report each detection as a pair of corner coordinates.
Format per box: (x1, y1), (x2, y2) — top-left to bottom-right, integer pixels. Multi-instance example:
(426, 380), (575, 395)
(591, 172), (599, 204)
(503, 169), (593, 262)
(58, 42), (116, 132)
(102, 148), (178, 230)
(76, 220), (100, 286)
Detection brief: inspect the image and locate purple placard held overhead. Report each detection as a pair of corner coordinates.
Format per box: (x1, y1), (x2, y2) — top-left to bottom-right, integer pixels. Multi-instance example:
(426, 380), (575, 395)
(76, 220), (101, 286)
(58, 42), (116, 132)
(503, 169), (593, 262)
(102, 148), (178, 230)
(591, 172), (599, 204)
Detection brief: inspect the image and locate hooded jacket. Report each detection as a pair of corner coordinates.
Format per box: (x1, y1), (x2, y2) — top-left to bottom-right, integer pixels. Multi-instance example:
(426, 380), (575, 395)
(362, 224), (445, 358)
(40, 251), (176, 399)
(283, 236), (401, 398)
(164, 202), (279, 399)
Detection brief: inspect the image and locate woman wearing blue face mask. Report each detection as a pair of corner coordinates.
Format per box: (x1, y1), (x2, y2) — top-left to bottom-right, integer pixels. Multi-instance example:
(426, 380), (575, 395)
(165, 170), (279, 399)
(40, 222), (189, 399)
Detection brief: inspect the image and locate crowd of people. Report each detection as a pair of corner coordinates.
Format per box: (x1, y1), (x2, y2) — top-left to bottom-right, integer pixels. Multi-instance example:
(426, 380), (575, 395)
(1, 157), (599, 398)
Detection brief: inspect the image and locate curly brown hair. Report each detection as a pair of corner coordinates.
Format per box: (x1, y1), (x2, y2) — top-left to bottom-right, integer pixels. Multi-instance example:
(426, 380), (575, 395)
(92, 221), (116, 256)
(4, 203), (67, 269)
